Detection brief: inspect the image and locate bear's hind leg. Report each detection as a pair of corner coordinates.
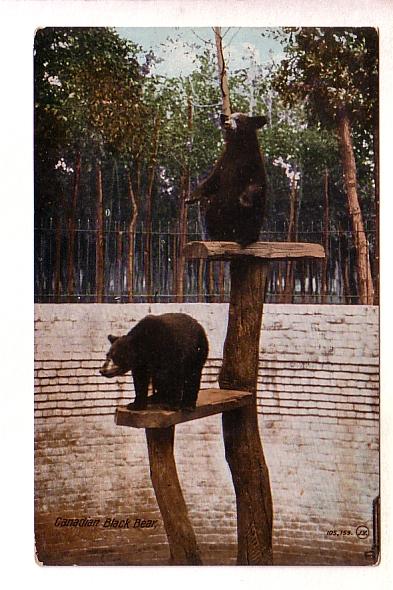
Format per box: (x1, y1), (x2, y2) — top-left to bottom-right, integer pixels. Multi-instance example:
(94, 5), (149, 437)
(154, 373), (183, 411)
(168, 370), (184, 411)
(149, 378), (165, 405)
(182, 367), (203, 411)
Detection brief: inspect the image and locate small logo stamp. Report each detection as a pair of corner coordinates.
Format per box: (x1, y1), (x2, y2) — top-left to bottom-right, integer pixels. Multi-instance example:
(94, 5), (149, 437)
(356, 525), (369, 539)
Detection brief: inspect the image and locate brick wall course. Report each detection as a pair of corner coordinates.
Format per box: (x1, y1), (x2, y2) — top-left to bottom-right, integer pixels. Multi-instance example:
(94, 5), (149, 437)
(34, 303), (379, 566)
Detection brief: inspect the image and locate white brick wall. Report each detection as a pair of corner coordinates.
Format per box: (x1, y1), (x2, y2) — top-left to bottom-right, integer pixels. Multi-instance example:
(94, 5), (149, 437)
(34, 304), (379, 565)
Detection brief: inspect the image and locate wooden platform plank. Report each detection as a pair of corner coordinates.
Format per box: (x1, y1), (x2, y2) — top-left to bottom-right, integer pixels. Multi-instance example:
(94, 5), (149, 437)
(115, 388), (253, 429)
(183, 241), (325, 261)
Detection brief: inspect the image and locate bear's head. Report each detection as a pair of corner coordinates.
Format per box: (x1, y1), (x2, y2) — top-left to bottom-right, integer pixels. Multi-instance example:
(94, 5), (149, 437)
(99, 334), (133, 378)
(220, 112), (267, 139)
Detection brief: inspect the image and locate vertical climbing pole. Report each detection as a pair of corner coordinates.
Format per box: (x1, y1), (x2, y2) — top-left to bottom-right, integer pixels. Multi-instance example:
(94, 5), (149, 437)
(209, 30), (273, 562)
(219, 258), (273, 565)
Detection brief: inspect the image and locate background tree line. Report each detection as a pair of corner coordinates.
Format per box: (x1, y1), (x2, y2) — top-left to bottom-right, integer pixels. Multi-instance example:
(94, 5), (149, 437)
(34, 27), (378, 304)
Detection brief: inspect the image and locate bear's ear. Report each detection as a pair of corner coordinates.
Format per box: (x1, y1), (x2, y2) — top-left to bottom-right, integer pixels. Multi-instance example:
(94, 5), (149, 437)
(108, 335), (119, 344)
(252, 115), (268, 129)
(220, 113), (229, 126)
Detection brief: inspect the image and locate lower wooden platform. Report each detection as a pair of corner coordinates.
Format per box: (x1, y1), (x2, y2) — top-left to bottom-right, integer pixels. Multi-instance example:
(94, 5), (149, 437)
(115, 388), (253, 428)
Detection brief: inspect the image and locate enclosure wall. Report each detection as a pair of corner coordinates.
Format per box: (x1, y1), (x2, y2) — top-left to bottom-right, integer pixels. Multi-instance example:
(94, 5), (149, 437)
(34, 303), (379, 565)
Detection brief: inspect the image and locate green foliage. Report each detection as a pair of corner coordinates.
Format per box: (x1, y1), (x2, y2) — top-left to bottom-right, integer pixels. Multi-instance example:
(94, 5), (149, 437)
(267, 27), (377, 228)
(34, 27), (145, 216)
(35, 27), (144, 157)
(272, 27), (378, 131)
(34, 26), (376, 236)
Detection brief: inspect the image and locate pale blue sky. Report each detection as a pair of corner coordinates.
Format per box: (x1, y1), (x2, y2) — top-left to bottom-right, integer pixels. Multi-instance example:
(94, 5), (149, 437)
(117, 27), (283, 77)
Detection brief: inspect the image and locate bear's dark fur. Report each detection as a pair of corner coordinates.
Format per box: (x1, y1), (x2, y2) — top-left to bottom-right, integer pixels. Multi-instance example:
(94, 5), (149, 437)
(99, 313), (209, 411)
(191, 112), (267, 246)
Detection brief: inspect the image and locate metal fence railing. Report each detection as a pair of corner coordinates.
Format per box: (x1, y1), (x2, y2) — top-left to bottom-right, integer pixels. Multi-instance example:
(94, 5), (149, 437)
(34, 218), (377, 304)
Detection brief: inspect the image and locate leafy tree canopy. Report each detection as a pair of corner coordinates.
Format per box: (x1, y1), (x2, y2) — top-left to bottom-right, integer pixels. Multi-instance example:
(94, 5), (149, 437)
(272, 27), (378, 132)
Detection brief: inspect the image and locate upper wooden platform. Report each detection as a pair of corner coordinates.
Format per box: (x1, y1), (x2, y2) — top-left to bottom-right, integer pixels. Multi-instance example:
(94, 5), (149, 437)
(183, 241), (325, 261)
(115, 388), (253, 429)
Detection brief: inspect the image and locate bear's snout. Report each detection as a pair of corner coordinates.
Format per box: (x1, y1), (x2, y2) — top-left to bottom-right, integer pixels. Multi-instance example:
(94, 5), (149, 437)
(99, 358), (123, 378)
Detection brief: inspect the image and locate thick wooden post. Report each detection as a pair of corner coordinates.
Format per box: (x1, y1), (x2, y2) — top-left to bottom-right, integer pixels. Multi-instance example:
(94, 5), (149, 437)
(219, 258), (273, 564)
(145, 427), (202, 565)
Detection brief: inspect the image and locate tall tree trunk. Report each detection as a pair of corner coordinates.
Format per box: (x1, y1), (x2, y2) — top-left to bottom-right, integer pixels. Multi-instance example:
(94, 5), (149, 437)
(276, 262), (283, 301)
(197, 260), (204, 302)
(282, 177), (299, 303)
(373, 124), (379, 305)
(218, 261), (225, 302)
(299, 260), (306, 303)
(214, 27), (231, 116)
(95, 160), (105, 303)
(322, 168), (330, 303)
(307, 260), (314, 301)
(339, 225), (351, 303)
(145, 116), (160, 303)
(212, 26), (231, 304)
(208, 262), (215, 302)
(176, 97), (193, 301)
(126, 167), (138, 302)
(176, 173), (187, 301)
(337, 109), (374, 304)
(115, 222), (123, 300)
(54, 213), (62, 303)
(66, 152), (81, 301)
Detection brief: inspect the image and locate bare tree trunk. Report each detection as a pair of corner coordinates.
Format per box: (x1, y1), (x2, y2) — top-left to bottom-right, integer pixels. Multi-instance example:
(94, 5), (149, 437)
(66, 152), (81, 301)
(197, 260), (204, 302)
(212, 26), (231, 305)
(176, 97), (193, 301)
(343, 255), (351, 304)
(299, 260), (306, 303)
(176, 173), (187, 301)
(307, 260), (314, 301)
(282, 177), (299, 303)
(208, 261), (215, 302)
(373, 125), (379, 305)
(277, 262), (283, 301)
(338, 224), (351, 303)
(54, 214), (62, 303)
(115, 223), (123, 300)
(218, 261), (225, 302)
(337, 109), (374, 304)
(322, 168), (330, 303)
(214, 27), (231, 116)
(95, 160), (104, 303)
(126, 167), (138, 302)
(145, 116), (160, 303)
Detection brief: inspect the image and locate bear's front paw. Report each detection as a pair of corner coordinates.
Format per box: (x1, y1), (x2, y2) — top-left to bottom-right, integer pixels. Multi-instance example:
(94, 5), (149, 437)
(127, 401), (147, 411)
(181, 404), (196, 412)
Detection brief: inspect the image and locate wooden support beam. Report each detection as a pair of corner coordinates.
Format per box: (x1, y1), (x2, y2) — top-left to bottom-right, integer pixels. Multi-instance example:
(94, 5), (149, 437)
(115, 388), (253, 429)
(184, 240), (325, 261)
(146, 426), (202, 565)
(220, 259), (273, 564)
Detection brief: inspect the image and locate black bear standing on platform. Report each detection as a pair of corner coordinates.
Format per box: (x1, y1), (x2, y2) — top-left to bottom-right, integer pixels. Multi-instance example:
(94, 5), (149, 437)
(99, 313), (209, 411)
(190, 112), (268, 247)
